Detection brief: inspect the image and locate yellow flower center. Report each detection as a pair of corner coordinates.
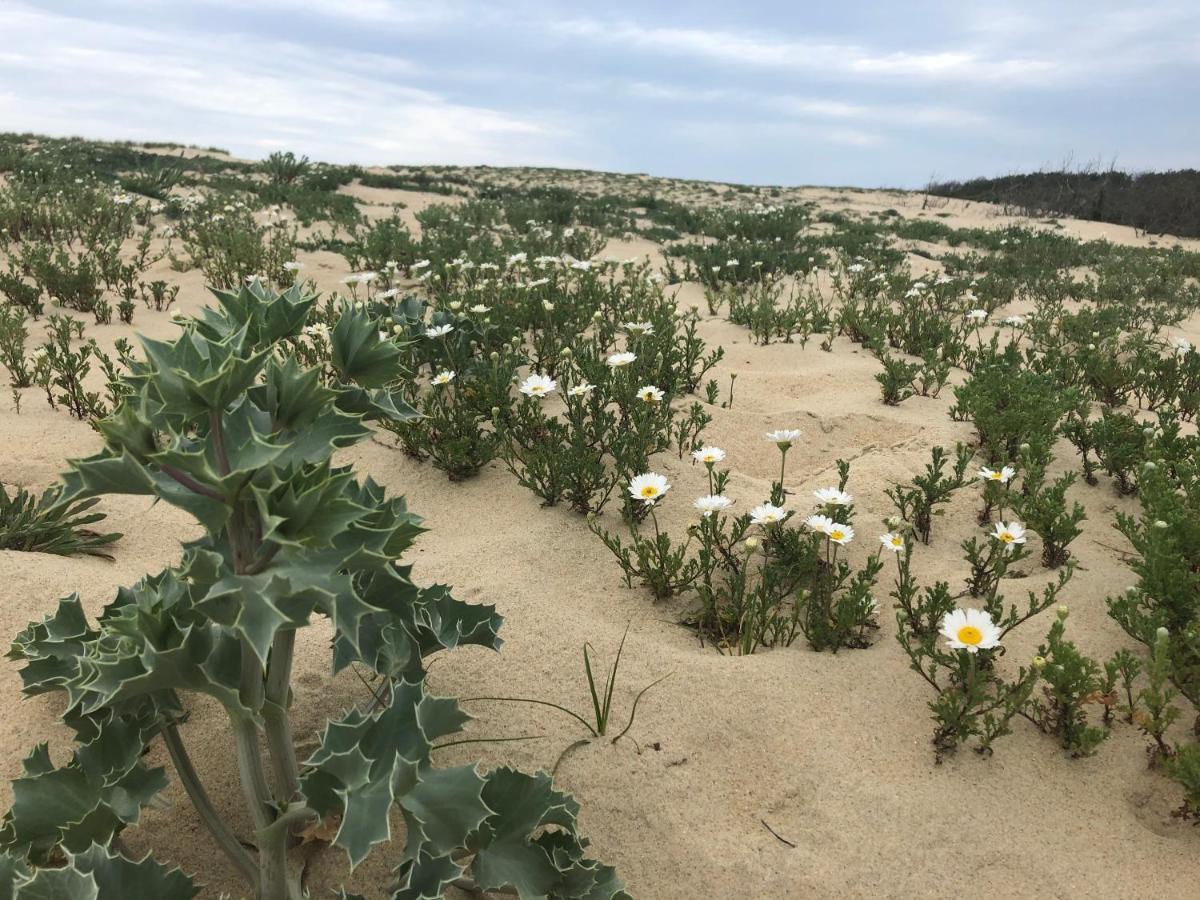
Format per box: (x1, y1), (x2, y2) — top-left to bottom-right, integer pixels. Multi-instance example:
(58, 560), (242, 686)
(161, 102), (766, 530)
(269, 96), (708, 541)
(890, 537), (902, 547)
(641, 486), (658, 498)
(956, 625), (983, 645)
(999, 532), (1014, 543)
(829, 530), (844, 541)
(990, 472), (1002, 480)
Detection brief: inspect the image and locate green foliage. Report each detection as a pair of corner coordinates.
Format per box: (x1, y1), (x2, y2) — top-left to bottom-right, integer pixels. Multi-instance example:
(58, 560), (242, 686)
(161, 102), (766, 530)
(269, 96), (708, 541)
(1107, 462), (1200, 707)
(260, 151), (310, 185)
(0, 483), (119, 556)
(1028, 611), (1110, 756)
(0, 305), (32, 386)
(885, 444), (971, 543)
(2, 283), (624, 899)
(1014, 470), (1086, 568)
(952, 353), (1069, 466)
(1164, 742), (1200, 821)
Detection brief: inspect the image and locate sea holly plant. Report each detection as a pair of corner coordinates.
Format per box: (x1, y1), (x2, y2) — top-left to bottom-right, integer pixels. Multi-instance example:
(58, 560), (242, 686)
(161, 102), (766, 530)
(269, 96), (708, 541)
(1, 283), (625, 900)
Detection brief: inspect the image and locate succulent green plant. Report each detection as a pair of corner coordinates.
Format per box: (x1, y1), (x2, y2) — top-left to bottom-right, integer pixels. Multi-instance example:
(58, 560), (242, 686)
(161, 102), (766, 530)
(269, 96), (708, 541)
(1, 283), (625, 900)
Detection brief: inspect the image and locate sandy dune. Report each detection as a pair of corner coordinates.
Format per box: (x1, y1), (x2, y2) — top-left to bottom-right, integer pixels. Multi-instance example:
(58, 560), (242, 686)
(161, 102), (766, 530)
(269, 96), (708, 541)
(2, 165), (1199, 898)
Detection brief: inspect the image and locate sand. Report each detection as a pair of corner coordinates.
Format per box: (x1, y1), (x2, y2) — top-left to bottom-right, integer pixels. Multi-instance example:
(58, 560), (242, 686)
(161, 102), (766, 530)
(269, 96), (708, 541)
(2, 167), (1200, 899)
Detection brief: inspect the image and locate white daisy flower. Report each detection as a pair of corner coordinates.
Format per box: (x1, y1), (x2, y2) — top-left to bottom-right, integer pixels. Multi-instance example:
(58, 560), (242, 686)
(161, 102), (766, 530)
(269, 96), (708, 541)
(990, 521), (1027, 547)
(813, 487), (853, 506)
(425, 324), (454, 339)
(637, 385), (665, 404)
(431, 370), (456, 386)
(1003, 315), (1026, 327)
(751, 503), (788, 525)
(519, 373), (557, 397)
(568, 383), (596, 397)
(966, 308), (989, 322)
(692, 446), (726, 465)
(805, 514), (833, 533)
(939, 608), (1002, 653)
(978, 466), (1016, 484)
(1174, 337), (1193, 355)
(826, 523), (854, 545)
(470, 304), (491, 314)
(283, 261), (304, 271)
(607, 352), (636, 368)
(694, 495), (733, 517)
(879, 533), (905, 553)
(766, 429), (802, 447)
(629, 472), (669, 504)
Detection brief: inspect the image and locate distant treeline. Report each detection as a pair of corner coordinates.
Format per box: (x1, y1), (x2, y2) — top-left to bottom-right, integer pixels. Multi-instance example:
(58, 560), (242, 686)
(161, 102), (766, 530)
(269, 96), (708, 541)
(928, 168), (1200, 238)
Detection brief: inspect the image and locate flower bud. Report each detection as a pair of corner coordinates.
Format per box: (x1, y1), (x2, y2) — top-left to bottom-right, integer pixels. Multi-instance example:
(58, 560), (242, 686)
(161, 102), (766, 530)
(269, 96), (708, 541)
(1154, 519), (1169, 529)
(1056, 605), (1069, 620)
(1156, 626), (1170, 643)
(1032, 655), (1047, 670)
(744, 537), (760, 552)
(560, 347), (572, 358)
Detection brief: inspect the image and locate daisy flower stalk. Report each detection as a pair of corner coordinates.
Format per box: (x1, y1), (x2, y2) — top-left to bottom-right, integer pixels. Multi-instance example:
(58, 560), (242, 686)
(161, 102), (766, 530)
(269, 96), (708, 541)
(587, 473), (701, 600)
(977, 464), (1015, 524)
(765, 429), (801, 504)
(691, 445), (727, 493)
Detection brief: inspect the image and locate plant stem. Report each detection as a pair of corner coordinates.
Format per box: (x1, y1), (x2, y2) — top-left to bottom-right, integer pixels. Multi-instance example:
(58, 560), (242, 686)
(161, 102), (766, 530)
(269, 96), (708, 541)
(235, 640), (287, 898)
(264, 630), (301, 801)
(162, 722), (259, 888)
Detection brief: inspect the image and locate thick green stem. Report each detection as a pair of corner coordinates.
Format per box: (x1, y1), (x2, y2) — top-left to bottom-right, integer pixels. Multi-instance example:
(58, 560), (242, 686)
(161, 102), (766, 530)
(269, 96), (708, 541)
(257, 804), (314, 900)
(264, 630), (301, 802)
(162, 723), (259, 888)
(235, 641), (287, 899)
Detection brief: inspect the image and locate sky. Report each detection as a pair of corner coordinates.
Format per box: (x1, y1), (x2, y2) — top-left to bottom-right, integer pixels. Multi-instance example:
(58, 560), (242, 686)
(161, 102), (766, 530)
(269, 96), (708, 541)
(1, 1), (1196, 188)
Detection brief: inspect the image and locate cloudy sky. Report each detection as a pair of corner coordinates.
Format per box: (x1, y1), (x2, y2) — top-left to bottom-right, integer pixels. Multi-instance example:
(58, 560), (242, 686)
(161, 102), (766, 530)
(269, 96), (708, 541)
(2, 1), (1196, 187)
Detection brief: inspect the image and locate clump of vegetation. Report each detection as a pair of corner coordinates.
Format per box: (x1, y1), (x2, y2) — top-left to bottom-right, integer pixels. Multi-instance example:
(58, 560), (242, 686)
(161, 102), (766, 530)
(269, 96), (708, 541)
(1, 283), (625, 899)
(0, 483), (119, 556)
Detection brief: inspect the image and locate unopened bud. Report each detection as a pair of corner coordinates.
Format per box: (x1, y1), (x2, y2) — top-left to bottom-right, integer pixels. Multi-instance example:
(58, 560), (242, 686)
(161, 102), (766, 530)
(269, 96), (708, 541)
(1032, 655), (1047, 670)
(744, 537), (760, 552)
(1056, 605), (1069, 621)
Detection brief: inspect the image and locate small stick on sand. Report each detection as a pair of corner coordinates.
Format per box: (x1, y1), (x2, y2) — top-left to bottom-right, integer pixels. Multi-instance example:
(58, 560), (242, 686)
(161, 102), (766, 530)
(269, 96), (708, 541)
(760, 819), (797, 848)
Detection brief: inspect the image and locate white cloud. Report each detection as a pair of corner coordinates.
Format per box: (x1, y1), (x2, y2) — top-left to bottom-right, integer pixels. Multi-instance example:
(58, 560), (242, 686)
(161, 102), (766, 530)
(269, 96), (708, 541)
(551, 19), (1063, 85)
(0, 3), (582, 167)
